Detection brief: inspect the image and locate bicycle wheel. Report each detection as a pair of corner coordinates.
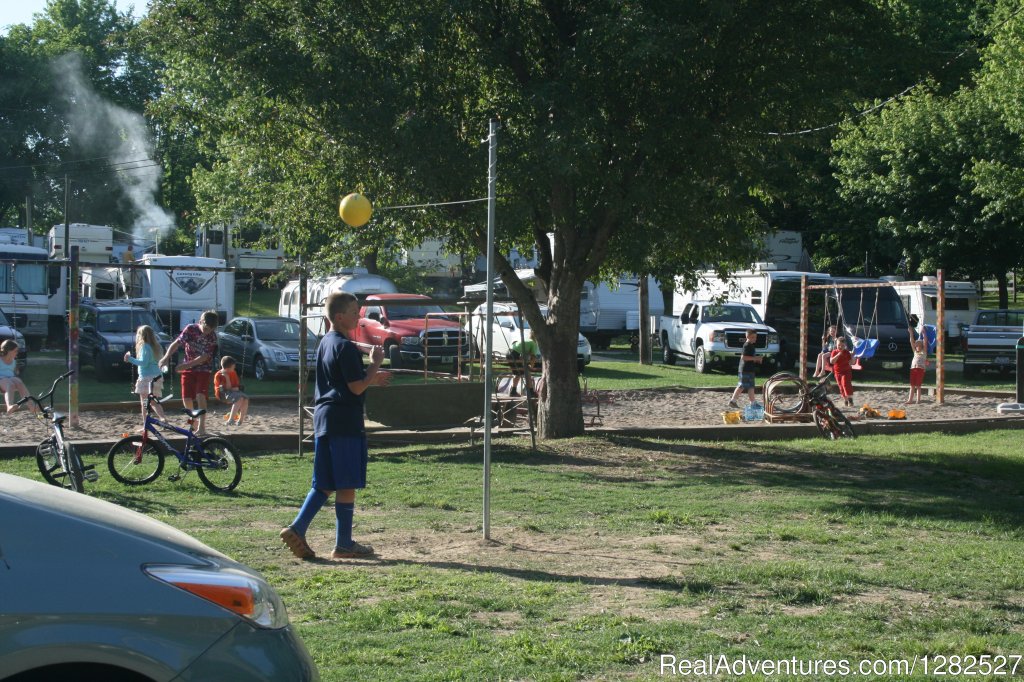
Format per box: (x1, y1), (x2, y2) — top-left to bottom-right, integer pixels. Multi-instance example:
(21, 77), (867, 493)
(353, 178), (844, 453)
(35, 438), (62, 487)
(196, 437), (242, 492)
(813, 410), (841, 440)
(834, 410), (856, 439)
(61, 441), (85, 493)
(107, 436), (165, 485)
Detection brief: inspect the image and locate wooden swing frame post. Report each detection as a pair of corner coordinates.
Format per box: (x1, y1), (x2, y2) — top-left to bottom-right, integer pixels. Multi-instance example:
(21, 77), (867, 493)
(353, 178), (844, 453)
(799, 272), (947, 404)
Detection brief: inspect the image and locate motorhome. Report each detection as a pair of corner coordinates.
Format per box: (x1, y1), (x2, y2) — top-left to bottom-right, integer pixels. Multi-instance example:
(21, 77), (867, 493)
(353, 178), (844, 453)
(195, 223), (286, 285)
(0, 241), (49, 347)
(134, 254), (234, 332)
(891, 277), (977, 340)
(279, 268), (398, 336)
(677, 265), (831, 370)
(48, 223), (115, 264)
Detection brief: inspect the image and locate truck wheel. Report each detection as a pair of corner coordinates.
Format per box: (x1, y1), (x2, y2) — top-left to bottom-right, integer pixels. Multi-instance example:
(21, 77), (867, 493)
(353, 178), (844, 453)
(387, 343), (403, 369)
(662, 338), (676, 365)
(694, 346), (708, 374)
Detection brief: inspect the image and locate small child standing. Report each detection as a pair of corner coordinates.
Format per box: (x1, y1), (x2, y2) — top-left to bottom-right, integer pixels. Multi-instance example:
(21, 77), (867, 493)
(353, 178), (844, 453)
(214, 356), (249, 425)
(0, 340), (34, 413)
(728, 329), (763, 408)
(124, 326), (167, 423)
(829, 337), (855, 407)
(906, 323), (928, 404)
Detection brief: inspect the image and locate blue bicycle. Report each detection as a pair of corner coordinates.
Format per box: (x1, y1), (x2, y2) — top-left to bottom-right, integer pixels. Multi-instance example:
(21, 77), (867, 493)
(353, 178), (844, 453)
(106, 393), (242, 492)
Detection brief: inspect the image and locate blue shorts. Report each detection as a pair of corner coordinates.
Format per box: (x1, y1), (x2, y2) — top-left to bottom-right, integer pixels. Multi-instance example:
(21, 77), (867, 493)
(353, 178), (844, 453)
(737, 372), (756, 390)
(312, 434), (368, 491)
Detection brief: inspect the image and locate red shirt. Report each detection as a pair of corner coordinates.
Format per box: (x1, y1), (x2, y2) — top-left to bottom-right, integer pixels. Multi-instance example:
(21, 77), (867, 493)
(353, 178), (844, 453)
(829, 348), (852, 374)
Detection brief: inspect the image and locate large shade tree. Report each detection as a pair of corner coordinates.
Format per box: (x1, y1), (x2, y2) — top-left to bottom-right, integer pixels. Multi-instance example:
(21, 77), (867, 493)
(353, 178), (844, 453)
(149, 0), (915, 438)
(833, 2), (1024, 305)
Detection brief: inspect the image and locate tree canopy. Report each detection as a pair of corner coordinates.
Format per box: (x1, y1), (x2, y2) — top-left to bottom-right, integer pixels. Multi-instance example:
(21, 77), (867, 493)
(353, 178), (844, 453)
(146, 0), (953, 437)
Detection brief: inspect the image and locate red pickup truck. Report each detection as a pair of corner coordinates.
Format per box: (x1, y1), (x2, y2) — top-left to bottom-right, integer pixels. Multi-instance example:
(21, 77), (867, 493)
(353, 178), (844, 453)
(354, 294), (470, 369)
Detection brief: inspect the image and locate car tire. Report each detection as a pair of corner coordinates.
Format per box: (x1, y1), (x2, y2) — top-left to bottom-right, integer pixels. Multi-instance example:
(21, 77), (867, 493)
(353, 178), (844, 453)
(387, 343), (403, 369)
(254, 356), (268, 381)
(662, 338), (676, 365)
(694, 346), (708, 374)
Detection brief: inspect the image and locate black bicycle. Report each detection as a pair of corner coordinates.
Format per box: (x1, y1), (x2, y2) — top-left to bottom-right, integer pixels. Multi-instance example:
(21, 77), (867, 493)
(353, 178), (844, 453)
(106, 393), (242, 492)
(19, 370), (97, 493)
(804, 373), (856, 440)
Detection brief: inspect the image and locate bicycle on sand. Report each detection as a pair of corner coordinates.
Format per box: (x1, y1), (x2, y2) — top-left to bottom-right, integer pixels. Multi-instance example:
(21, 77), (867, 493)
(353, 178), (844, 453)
(19, 370), (98, 493)
(804, 372), (856, 440)
(106, 392), (242, 492)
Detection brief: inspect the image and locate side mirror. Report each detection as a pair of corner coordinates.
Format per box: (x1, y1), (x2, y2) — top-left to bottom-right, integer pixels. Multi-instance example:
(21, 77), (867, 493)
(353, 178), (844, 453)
(368, 312), (381, 322)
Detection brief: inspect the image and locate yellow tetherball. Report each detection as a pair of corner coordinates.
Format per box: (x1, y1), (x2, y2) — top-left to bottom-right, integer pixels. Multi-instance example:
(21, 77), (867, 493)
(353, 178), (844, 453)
(339, 192), (373, 227)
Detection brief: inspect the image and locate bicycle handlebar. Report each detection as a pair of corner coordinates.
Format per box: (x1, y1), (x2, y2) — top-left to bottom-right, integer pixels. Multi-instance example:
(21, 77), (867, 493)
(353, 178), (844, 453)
(16, 370), (75, 411)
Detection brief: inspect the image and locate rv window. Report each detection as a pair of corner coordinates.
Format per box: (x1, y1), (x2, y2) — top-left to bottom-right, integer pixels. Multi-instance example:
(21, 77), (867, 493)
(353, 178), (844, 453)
(751, 290), (762, 305)
(928, 296), (970, 311)
(207, 229), (225, 245)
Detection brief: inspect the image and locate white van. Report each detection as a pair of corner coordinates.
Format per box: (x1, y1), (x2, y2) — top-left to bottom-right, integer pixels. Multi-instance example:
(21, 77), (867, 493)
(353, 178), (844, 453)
(891, 277), (977, 340)
(279, 268), (398, 336)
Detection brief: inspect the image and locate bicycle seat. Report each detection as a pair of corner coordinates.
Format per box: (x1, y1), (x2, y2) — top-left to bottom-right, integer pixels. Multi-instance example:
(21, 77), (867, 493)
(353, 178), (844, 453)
(183, 408), (207, 419)
(52, 412), (67, 425)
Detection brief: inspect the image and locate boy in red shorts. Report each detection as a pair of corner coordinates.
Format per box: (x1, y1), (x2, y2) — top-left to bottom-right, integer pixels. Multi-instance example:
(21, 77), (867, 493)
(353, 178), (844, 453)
(160, 310), (219, 435)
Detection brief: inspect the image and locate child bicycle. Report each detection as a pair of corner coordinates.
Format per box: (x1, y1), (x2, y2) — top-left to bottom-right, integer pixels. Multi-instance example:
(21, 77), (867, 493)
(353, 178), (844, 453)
(18, 370), (97, 493)
(804, 372), (856, 440)
(106, 392), (242, 492)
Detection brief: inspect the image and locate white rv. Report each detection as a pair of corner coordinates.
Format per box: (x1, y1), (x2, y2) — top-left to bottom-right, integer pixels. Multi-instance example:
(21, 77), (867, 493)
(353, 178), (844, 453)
(0, 242), (49, 347)
(48, 223), (115, 263)
(279, 268), (398, 336)
(677, 265), (832, 370)
(135, 254), (234, 332)
(891, 277), (977, 340)
(195, 223), (286, 279)
(583, 276), (665, 349)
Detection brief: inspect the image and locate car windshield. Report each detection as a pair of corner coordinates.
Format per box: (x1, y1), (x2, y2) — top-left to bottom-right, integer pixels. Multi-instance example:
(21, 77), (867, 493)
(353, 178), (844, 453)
(96, 310), (163, 333)
(387, 304), (448, 321)
(703, 305), (763, 324)
(255, 319), (318, 342)
(838, 287), (907, 326)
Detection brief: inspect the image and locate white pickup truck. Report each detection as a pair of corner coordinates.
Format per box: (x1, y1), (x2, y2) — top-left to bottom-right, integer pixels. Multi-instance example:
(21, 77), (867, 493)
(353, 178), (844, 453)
(961, 309), (1024, 377)
(661, 301), (780, 374)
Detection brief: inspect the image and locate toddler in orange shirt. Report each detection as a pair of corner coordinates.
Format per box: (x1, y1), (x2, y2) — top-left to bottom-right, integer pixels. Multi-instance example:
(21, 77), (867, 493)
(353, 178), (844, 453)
(214, 356), (249, 425)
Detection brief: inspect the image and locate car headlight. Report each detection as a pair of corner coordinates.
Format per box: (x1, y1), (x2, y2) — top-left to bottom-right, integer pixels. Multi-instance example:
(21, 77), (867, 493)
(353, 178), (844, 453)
(274, 350), (288, 362)
(578, 337), (590, 351)
(401, 335), (422, 347)
(709, 331), (724, 343)
(768, 333), (778, 345)
(145, 563), (290, 629)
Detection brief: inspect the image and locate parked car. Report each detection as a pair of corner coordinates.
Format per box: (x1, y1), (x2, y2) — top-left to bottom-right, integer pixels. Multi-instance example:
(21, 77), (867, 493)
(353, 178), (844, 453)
(78, 299), (170, 380)
(468, 302), (592, 371)
(218, 316), (318, 380)
(0, 472), (319, 681)
(0, 308), (27, 370)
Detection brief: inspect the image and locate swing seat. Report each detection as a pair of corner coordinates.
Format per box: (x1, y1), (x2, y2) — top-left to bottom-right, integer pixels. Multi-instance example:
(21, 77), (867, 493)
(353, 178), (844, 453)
(851, 357), (863, 370)
(851, 336), (878, 359)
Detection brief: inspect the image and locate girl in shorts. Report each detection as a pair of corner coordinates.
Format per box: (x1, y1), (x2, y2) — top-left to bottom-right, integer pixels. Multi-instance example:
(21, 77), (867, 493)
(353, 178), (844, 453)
(125, 325), (167, 424)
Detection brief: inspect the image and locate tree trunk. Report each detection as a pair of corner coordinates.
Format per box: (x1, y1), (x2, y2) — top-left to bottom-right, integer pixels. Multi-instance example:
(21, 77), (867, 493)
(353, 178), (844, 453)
(998, 272), (1009, 309)
(537, 322), (584, 438)
(639, 275), (652, 364)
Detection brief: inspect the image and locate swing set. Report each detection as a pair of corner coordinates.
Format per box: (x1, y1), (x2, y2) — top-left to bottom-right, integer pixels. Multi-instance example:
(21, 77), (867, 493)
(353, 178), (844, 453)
(799, 270), (951, 404)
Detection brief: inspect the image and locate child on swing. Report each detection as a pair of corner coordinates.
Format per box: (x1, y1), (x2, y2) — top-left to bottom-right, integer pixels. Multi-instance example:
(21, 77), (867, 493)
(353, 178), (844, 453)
(829, 337), (855, 407)
(125, 325), (167, 424)
(214, 356), (249, 425)
(906, 318), (928, 404)
(813, 325), (839, 378)
(0, 340), (35, 413)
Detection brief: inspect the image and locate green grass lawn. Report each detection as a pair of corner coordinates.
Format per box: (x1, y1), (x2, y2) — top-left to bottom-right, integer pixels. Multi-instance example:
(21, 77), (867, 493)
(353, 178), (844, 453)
(2, 430), (1022, 680)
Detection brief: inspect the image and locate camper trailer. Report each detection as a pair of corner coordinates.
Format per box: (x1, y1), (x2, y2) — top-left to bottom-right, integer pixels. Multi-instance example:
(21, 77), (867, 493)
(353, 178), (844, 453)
(891, 277), (977, 340)
(195, 223), (286, 284)
(677, 265), (832, 370)
(279, 268), (398, 336)
(134, 254), (234, 332)
(48, 223), (115, 263)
